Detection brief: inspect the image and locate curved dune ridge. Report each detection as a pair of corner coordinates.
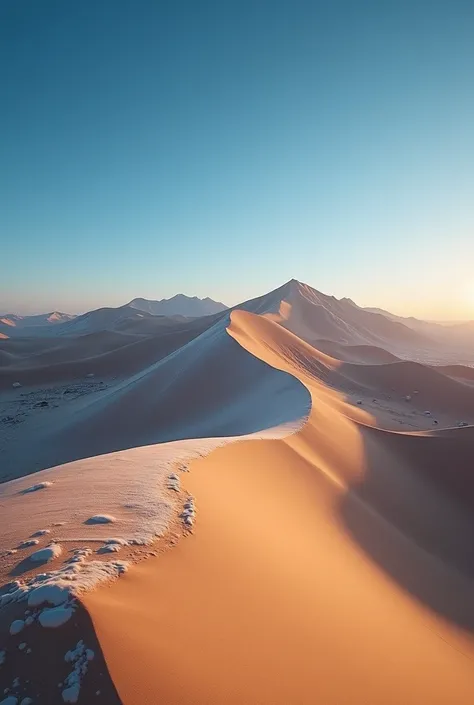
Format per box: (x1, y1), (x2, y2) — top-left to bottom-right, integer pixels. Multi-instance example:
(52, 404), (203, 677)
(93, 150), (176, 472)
(82, 309), (474, 705)
(2, 281), (474, 703)
(0, 315), (310, 481)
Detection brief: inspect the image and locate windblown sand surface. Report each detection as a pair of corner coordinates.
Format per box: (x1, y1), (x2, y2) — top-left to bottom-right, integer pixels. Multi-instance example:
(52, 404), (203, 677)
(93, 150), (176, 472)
(83, 310), (474, 705)
(2, 280), (474, 703)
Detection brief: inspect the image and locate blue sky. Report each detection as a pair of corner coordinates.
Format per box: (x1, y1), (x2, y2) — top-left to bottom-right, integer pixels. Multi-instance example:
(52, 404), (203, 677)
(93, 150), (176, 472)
(1, 0), (474, 318)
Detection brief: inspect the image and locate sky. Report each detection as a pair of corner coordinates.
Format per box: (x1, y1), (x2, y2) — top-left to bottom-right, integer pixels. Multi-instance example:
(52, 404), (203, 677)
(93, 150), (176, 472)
(1, 0), (474, 319)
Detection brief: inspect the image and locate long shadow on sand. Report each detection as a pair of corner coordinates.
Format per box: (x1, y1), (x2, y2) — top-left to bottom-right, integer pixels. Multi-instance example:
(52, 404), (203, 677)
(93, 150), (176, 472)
(338, 423), (474, 632)
(0, 589), (123, 703)
(270, 335), (474, 631)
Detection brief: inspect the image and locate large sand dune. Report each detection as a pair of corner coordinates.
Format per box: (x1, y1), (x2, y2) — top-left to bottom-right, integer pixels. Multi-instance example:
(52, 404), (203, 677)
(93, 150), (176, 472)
(1, 280), (474, 703)
(83, 309), (474, 705)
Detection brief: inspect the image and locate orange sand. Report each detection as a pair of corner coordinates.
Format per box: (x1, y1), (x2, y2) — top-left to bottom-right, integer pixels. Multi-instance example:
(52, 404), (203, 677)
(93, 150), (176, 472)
(84, 311), (474, 704)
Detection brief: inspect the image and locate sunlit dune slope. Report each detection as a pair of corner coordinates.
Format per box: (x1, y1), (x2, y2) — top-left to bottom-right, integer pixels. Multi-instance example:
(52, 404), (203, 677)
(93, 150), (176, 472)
(85, 309), (474, 705)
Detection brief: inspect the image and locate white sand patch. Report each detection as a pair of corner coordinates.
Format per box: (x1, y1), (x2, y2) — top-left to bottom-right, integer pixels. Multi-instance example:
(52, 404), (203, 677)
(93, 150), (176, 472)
(0, 420), (304, 578)
(29, 543), (62, 563)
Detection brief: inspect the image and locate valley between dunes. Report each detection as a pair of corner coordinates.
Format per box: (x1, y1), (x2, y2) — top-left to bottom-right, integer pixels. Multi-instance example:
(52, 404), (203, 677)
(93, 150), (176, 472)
(83, 309), (474, 705)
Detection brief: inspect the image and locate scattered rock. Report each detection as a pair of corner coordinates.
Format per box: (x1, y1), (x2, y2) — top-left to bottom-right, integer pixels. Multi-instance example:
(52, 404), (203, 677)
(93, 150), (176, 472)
(182, 496), (196, 529)
(39, 605), (74, 629)
(86, 515), (116, 525)
(167, 474), (180, 492)
(29, 543), (63, 563)
(85, 373), (95, 378)
(9, 619), (25, 636)
(404, 395), (411, 402)
(97, 544), (121, 554)
(0, 696), (19, 705)
(18, 540), (39, 549)
(12, 382), (22, 388)
(28, 583), (69, 607)
(21, 482), (53, 494)
(62, 640), (94, 703)
(34, 401), (48, 408)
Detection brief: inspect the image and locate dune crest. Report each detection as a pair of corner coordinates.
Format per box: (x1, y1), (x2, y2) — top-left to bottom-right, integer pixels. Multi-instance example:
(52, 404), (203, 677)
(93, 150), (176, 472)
(82, 309), (474, 705)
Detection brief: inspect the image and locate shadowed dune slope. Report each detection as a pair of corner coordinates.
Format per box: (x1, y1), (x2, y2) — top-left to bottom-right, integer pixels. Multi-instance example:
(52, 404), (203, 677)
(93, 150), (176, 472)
(340, 358), (474, 416)
(0, 318), (216, 387)
(85, 309), (474, 705)
(314, 339), (401, 363)
(0, 315), (310, 479)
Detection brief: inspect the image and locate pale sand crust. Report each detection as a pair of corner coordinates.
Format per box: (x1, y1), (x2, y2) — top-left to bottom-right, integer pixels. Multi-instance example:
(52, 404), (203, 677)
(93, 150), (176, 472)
(84, 310), (474, 705)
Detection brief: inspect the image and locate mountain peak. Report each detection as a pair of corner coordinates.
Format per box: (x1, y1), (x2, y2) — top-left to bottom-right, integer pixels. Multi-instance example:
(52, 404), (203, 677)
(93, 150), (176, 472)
(128, 294), (227, 318)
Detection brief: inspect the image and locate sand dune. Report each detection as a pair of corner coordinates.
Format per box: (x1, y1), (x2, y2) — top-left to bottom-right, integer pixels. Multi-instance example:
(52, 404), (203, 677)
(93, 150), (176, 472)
(0, 314), (310, 480)
(437, 363), (474, 381)
(83, 309), (474, 705)
(315, 338), (401, 363)
(341, 358), (474, 416)
(2, 280), (474, 703)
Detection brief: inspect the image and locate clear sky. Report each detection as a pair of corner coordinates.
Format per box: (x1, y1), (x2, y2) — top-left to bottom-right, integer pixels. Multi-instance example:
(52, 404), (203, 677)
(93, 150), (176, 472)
(1, 0), (473, 319)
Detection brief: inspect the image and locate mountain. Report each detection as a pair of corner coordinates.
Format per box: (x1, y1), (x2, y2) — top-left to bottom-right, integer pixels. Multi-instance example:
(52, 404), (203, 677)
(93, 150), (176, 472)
(0, 282), (446, 352)
(234, 279), (431, 350)
(128, 294), (228, 317)
(364, 306), (474, 348)
(0, 312), (76, 338)
(45, 305), (195, 337)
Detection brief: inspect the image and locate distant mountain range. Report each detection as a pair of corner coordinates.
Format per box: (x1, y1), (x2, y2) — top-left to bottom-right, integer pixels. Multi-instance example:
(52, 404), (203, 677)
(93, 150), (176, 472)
(0, 295), (227, 338)
(1, 285), (473, 355)
(128, 294), (227, 317)
(363, 306), (474, 347)
(0, 312), (76, 337)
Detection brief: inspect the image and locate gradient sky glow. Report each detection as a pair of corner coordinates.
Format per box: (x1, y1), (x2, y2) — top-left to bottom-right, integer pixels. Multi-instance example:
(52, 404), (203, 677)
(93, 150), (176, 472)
(1, 1), (474, 318)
